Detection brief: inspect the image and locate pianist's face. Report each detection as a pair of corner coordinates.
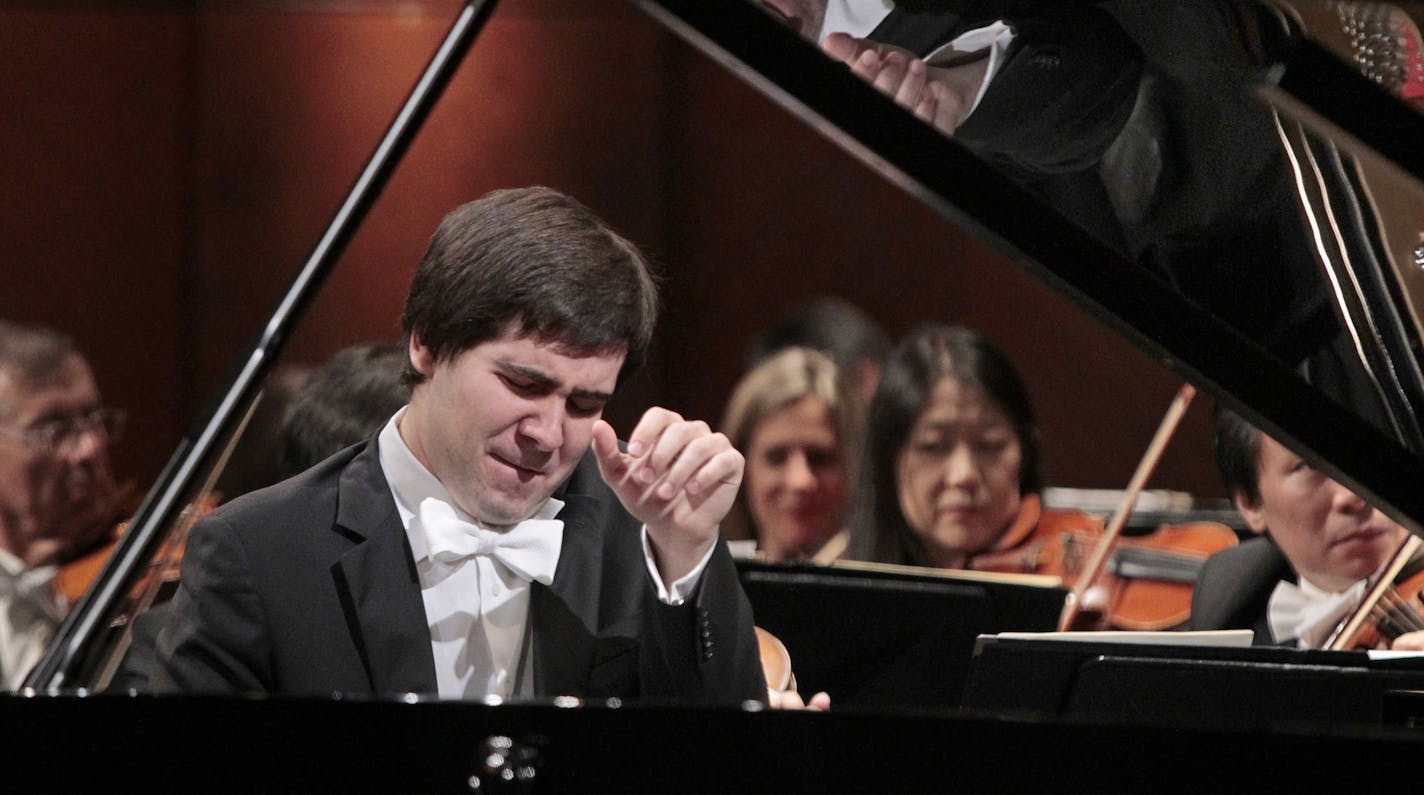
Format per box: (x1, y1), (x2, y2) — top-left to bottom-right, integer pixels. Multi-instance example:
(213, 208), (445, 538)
(1236, 435), (1406, 593)
(896, 376), (1023, 568)
(401, 327), (623, 527)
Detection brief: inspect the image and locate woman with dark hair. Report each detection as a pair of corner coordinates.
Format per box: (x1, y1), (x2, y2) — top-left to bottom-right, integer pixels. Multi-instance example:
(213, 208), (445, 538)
(850, 325), (1044, 569)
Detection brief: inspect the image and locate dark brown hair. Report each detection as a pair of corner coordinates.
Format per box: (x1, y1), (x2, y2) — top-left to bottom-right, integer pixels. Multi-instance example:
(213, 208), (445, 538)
(400, 187), (659, 386)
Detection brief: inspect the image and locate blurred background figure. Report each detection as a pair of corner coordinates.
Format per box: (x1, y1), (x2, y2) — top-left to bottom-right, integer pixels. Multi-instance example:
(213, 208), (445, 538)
(0, 321), (124, 688)
(849, 324), (1044, 570)
(279, 343), (408, 478)
(721, 347), (860, 562)
(747, 296), (891, 409)
(111, 341), (408, 691)
(214, 342), (408, 501)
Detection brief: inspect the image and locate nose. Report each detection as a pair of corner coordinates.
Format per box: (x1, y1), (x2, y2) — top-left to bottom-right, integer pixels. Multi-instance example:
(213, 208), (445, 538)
(60, 424), (108, 462)
(1328, 478), (1371, 517)
(783, 451), (817, 492)
(518, 399), (564, 452)
(943, 444), (980, 490)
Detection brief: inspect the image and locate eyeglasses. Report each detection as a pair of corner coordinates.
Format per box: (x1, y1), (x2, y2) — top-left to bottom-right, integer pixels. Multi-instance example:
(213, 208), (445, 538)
(0, 407), (127, 456)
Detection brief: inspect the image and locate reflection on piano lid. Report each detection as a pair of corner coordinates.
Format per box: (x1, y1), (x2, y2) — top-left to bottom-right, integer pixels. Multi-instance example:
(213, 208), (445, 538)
(642, 0), (1424, 542)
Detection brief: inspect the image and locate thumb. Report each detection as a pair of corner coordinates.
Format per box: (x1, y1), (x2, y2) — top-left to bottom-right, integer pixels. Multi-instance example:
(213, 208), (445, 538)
(821, 32), (859, 62)
(590, 419), (626, 479)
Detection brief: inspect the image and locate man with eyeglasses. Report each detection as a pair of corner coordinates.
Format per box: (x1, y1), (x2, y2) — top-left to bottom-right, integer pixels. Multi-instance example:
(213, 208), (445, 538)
(0, 321), (122, 688)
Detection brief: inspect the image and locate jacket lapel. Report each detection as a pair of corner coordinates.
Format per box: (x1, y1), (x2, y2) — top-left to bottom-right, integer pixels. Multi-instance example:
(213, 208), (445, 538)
(532, 481), (604, 696)
(331, 441), (438, 694)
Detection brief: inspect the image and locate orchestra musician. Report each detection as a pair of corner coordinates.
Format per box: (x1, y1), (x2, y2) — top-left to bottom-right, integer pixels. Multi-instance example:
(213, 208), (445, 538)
(847, 324), (1046, 570)
(1190, 406), (1424, 649)
(149, 187), (769, 703)
(0, 321), (122, 689)
(277, 343), (409, 480)
(720, 347), (858, 563)
(745, 296), (890, 408)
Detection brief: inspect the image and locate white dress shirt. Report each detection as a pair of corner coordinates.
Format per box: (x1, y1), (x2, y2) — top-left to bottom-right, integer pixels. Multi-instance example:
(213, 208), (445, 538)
(0, 547), (64, 690)
(377, 409), (713, 699)
(821, 0), (894, 40)
(1267, 576), (1369, 649)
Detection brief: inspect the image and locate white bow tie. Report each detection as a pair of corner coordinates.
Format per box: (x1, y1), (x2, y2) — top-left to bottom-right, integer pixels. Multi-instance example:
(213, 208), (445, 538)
(0, 565), (64, 621)
(417, 498), (564, 585)
(1267, 578), (1366, 648)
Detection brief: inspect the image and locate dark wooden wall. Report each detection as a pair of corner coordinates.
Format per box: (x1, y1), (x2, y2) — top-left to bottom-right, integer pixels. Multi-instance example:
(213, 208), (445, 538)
(0, 0), (1223, 499)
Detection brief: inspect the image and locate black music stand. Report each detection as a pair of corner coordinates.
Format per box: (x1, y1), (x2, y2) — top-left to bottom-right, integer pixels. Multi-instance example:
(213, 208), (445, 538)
(963, 635), (1424, 727)
(736, 560), (1065, 708)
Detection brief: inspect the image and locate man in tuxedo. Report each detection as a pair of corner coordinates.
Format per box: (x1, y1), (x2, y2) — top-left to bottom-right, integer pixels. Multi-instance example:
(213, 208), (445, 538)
(1190, 406), (1421, 648)
(0, 321), (122, 688)
(152, 187), (767, 702)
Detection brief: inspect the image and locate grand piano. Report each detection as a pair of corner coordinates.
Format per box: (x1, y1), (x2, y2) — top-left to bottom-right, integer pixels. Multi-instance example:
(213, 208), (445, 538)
(9, 0), (1424, 789)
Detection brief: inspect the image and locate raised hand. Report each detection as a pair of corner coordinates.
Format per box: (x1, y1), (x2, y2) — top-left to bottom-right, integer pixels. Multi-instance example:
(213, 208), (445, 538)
(821, 32), (984, 136)
(591, 407), (744, 582)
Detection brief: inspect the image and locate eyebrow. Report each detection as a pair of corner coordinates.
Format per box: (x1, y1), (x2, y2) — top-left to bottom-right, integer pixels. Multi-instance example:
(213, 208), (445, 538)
(499, 362), (615, 403)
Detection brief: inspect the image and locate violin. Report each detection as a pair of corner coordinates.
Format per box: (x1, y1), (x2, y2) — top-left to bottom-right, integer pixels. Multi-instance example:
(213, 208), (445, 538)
(968, 494), (1239, 630)
(1327, 535), (1424, 650)
(55, 496), (214, 609)
(756, 626), (795, 694)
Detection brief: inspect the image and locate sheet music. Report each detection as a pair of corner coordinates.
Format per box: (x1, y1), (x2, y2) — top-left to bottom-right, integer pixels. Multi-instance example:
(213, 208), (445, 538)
(989, 630), (1253, 647)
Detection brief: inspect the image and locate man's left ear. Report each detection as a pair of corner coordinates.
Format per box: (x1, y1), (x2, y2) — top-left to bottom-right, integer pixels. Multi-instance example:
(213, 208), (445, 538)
(1232, 490), (1269, 535)
(408, 332), (437, 378)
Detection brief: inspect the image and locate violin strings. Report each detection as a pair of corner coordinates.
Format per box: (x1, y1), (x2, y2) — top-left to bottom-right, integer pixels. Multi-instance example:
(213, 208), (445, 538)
(1368, 589), (1424, 639)
(1381, 588), (1424, 632)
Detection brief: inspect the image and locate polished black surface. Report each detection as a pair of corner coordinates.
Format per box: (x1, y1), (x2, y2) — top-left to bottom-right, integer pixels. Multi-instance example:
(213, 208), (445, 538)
(643, 0), (1424, 537)
(20, 2), (1424, 784)
(7, 692), (1424, 791)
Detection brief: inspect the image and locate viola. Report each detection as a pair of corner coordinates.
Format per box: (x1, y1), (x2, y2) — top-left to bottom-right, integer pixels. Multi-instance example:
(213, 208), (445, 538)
(968, 495), (1238, 630)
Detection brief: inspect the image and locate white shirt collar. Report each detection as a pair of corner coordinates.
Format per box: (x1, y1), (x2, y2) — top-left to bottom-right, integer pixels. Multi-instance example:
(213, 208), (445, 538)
(376, 408), (563, 563)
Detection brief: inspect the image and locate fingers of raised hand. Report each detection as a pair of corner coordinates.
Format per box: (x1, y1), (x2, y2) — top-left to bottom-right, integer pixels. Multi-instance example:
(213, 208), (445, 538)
(635, 415), (711, 486)
(870, 49), (912, 95)
(896, 58), (929, 106)
(639, 431), (742, 514)
(657, 438), (743, 506)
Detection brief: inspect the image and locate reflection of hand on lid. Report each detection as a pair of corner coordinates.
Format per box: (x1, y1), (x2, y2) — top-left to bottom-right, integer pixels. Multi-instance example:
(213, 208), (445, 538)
(822, 33), (989, 137)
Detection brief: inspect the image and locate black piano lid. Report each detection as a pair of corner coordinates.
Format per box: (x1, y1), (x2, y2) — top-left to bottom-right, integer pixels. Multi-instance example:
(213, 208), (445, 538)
(636, 0), (1424, 537)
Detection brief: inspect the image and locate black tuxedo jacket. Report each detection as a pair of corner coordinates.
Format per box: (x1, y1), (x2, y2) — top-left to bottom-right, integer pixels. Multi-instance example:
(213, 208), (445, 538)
(1188, 535), (1295, 645)
(151, 439), (765, 702)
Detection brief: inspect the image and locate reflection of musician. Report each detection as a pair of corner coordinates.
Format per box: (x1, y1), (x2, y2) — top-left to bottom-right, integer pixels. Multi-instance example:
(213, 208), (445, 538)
(746, 296), (890, 408)
(848, 325), (1045, 569)
(0, 321), (121, 688)
(1190, 407), (1418, 648)
(721, 348), (858, 563)
(152, 187), (765, 701)
(811, 2), (1143, 178)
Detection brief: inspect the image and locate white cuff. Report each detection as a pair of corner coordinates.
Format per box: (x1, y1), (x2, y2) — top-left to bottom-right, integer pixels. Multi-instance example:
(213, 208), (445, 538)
(641, 526), (716, 605)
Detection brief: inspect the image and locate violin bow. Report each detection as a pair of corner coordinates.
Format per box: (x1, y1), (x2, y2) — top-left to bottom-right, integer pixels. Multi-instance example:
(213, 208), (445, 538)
(1058, 383), (1197, 631)
(1326, 533), (1424, 650)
